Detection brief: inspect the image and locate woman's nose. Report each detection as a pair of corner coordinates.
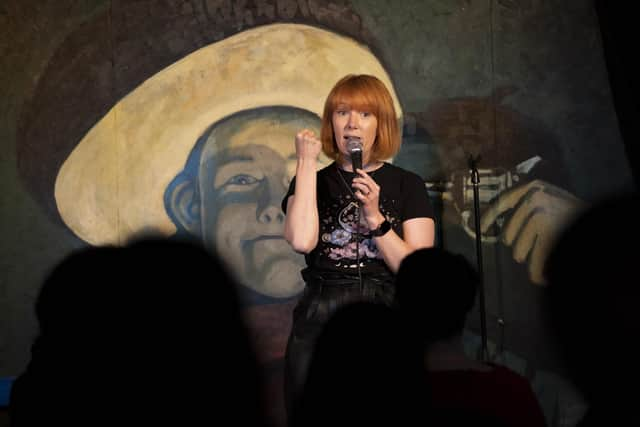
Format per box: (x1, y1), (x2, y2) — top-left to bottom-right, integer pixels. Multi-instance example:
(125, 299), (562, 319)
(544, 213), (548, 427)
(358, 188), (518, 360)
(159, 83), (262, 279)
(346, 112), (359, 128)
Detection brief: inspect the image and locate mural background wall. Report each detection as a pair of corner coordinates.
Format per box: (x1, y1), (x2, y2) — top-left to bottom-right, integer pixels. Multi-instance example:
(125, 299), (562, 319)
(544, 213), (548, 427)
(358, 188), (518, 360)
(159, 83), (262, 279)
(0, 1), (634, 425)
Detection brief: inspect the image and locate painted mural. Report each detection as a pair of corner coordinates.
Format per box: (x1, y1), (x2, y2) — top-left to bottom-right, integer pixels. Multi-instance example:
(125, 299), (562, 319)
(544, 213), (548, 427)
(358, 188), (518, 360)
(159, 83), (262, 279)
(1, 1), (634, 425)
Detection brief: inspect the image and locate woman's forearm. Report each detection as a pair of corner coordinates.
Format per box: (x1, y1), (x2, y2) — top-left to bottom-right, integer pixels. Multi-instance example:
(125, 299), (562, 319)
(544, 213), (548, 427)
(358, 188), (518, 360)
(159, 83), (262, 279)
(373, 231), (415, 273)
(373, 218), (435, 273)
(284, 159), (319, 254)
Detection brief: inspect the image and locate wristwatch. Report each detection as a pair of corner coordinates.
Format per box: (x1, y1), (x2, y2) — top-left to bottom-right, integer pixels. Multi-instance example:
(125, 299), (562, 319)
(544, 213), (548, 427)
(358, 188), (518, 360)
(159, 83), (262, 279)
(370, 219), (391, 237)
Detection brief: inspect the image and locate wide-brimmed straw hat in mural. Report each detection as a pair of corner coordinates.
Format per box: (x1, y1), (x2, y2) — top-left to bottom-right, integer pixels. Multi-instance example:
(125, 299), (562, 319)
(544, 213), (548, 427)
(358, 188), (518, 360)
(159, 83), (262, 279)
(55, 23), (402, 245)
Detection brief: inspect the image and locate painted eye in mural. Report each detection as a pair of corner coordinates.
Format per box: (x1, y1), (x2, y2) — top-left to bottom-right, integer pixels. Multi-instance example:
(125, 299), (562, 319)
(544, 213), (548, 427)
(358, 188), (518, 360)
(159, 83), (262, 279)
(214, 162), (265, 194)
(226, 174), (259, 186)
(219, 174), (262, 194)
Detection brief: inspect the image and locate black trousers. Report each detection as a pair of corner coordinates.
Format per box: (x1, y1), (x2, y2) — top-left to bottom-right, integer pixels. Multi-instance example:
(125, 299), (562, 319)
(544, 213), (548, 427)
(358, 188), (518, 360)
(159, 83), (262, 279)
(283, 269), (394, 419)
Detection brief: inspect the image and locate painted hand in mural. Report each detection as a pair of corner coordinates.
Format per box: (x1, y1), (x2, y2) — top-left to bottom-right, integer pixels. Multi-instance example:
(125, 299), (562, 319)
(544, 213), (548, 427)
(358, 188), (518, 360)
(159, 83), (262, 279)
(480, 179), (584, 285)
(295, 129), (322, 162)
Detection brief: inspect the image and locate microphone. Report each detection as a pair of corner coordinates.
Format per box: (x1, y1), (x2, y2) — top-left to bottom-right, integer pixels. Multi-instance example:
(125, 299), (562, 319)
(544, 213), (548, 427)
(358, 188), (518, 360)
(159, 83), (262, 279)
(347, 138), (363, 173)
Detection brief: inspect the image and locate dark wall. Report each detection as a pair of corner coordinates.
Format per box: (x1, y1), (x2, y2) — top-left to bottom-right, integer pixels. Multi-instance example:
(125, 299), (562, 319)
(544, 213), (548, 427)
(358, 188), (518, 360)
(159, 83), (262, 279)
(595, 1), (640, 186)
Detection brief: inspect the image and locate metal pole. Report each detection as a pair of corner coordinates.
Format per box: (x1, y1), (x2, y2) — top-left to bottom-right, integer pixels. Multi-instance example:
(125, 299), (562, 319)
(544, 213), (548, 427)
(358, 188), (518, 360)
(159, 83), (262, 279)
(469, 156), (489, 362)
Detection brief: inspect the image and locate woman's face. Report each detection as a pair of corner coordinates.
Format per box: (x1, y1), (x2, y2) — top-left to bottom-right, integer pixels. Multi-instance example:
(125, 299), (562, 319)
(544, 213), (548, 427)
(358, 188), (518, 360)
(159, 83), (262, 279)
(332, 103), (378, 166)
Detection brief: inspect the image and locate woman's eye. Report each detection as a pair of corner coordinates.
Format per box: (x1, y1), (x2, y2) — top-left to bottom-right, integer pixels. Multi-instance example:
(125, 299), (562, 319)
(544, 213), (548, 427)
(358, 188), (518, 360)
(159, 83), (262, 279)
(225, 174), (259, 186)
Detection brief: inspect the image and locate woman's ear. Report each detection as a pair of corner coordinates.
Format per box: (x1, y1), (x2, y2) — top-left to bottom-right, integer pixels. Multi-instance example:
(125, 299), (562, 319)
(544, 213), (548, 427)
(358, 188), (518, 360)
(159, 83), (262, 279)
(164, 175), (200, 235)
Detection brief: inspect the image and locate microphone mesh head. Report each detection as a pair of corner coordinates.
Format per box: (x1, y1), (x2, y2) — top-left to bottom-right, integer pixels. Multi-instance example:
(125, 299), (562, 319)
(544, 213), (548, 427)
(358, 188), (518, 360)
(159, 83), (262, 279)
(347, 138), (363, 153)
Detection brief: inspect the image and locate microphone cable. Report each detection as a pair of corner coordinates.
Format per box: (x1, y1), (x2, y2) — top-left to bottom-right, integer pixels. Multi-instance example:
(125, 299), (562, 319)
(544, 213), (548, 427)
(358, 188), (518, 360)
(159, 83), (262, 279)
(355, 201), (363, 294)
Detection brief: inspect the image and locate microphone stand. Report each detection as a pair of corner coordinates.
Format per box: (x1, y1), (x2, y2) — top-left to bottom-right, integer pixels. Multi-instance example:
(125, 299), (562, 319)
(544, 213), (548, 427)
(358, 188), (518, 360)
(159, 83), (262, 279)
(469, 155), (489, 362)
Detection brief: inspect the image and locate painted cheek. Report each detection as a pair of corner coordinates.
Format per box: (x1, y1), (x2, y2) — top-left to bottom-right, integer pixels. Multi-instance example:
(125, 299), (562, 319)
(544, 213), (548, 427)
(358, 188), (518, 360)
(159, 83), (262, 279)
(201, 189), (259, 242)
(218, 206), (246, 240)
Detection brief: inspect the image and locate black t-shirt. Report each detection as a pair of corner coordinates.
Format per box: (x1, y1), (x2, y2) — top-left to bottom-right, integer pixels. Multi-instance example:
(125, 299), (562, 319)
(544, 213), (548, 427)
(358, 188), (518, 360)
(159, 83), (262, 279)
(282, 162), (434, 277)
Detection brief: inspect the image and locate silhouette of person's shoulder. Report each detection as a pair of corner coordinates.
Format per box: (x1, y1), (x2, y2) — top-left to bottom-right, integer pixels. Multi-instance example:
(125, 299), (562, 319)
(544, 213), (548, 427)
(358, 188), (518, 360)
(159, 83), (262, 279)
(430, 364), (546, 427)
(544, 192), (640, 426)
(10, 238), (269, 427)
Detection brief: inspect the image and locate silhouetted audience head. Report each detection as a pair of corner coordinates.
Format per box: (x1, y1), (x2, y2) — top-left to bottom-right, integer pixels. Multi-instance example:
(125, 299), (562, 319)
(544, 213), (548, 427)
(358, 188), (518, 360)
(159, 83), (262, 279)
(292, 301), (428, 427)
(395, 247), (480, 345)
(394, 249), (545, 427)
(544, 193), (640, 425)
(10, 237), (267, 427)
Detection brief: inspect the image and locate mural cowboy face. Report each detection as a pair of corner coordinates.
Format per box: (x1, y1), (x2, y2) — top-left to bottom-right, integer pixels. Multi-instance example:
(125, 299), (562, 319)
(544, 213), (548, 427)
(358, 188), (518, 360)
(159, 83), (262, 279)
(165, 108), (324, 298)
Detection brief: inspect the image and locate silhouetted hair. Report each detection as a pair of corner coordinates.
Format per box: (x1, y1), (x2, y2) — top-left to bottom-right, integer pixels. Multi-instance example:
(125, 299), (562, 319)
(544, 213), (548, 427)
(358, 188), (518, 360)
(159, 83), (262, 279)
(544, 193), (640, 411)
(395, 247), (480, 343)
(320, 74), (401, 162)
(10, 238), (267, 427)
(293, 302), (427, 427)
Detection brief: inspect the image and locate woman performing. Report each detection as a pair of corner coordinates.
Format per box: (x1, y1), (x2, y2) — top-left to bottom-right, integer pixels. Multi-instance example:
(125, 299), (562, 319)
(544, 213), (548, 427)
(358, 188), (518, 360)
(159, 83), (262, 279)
(282, 74), (435, 413)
